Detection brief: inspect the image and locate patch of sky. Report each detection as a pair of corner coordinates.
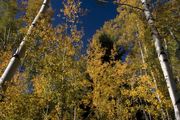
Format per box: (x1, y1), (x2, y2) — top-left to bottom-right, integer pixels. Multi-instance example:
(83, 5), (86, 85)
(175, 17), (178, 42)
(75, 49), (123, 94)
(51, 0), (118, 51)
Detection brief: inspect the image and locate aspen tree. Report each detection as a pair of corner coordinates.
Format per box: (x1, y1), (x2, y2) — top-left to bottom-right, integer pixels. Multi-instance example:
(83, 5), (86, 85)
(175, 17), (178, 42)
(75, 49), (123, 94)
(0, 0), (49, 90)
(141, 0), (180, 119)
(31, 0), (87, 119)
(0, 0), (54, 119)
(87, 0), (173, 119)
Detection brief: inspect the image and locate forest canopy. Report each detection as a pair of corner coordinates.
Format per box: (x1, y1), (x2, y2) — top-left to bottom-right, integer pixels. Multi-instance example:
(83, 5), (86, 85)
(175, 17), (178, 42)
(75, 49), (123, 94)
(0, 0), (180, 120)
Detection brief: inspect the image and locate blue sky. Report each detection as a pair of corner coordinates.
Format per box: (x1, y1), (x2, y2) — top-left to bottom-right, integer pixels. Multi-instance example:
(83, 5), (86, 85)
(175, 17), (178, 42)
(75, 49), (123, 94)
(51, 0), (118, 49)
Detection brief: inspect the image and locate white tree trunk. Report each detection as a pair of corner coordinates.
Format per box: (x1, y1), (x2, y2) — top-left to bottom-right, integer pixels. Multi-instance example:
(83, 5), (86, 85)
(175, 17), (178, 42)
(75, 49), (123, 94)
(138, 40), (166, 120)
(141, 0), (180, 119)
(151, 72), (167, 120)
(0, 0), (49, 90)
(138, 40), (145, 64)
(74, 106), (77, 120)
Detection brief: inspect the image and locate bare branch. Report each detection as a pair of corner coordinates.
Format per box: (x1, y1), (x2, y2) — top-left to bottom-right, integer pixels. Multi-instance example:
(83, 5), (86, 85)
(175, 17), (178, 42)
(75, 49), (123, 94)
(116, 2), (144, 11)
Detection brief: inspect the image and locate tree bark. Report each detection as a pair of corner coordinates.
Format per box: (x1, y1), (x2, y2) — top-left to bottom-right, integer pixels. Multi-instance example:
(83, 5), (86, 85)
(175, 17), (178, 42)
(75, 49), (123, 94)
(74, 106), (77, 120)
(138, 40), (145, 64)
(0, 0), (49, 90)
(141, 0), (180, 119)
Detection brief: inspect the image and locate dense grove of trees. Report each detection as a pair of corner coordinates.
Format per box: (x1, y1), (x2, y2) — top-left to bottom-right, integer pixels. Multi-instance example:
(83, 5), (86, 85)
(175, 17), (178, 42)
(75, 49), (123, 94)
(0, 0), (179, 119)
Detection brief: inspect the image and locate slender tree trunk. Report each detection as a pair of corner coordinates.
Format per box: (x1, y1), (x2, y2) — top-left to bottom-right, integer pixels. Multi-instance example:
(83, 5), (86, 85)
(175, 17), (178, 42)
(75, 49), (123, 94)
(169, 28), (180, 60)
(169, 29), (180, 83)
(138, 40), (145, 64)
(59, 34), (68, 120)
(151, 72), (167, 120)
(169, 29), (179, 44)
(166, 109), (172, 120)
(163, 38), (168, 50)
(136, 39), (150, 120)
(0, 0), (49, 90)
(139, 38), (166, 119)
(141, 0), (180, 119)
(74, 106), (77, 120)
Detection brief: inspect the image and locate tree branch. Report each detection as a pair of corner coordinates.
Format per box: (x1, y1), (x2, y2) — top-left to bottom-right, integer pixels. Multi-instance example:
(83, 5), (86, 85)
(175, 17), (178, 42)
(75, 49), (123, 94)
(117, 3), (144, 11)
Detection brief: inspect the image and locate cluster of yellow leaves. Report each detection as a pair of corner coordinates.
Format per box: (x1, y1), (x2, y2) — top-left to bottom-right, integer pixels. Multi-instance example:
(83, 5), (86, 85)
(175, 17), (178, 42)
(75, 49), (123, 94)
(86, 0), (174, 119)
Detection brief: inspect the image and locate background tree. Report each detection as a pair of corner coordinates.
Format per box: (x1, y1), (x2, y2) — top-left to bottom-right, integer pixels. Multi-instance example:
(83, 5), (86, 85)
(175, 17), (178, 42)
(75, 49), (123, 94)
(86, 0), (175, 119)
(0, 0), (179, 119)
